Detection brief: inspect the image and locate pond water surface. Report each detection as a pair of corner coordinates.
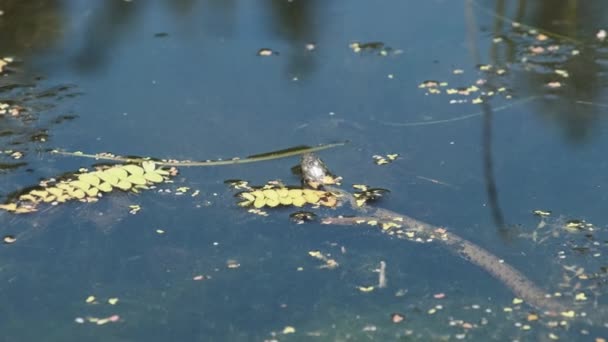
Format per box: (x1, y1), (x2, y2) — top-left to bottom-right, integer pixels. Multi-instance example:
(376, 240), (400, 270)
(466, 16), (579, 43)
(1, 1), (608, 341)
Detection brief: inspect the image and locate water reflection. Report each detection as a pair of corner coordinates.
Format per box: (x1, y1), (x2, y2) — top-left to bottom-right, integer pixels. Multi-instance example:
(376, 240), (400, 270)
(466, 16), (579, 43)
(0, 0), (64, 56)
(484, 0), (608, 142)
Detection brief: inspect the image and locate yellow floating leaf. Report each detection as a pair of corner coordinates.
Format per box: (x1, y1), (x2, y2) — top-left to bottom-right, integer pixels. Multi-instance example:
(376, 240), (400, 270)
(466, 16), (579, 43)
(126, 174), (147, 185)
(142, 161), (156, 173)
(0, 203), (17, 211)
(263, 189), (278, 200)
(97, 172), (119, 186)
(105, 167), (128, 180)
(19, 194), (38, 202)
(144, 172), (164, 183)
(56, 183), (75, 191)
(47, 187), (65, 197)
(42, 195), (56, 203)
(108, 298), (119, 305)
(15, 207), (37, 214)
(122, 164), (144, 176)
(560, 310), (575, 318)
(154, 169), (170, 176)
(282, 326), (296, 334)
(252, 190), (264, 199)
(320, 195), (337, 207)
(574, 292), (587, 301)
(512, 298), (523, 305)
(30, 189), (50, 199)
(70, 180), (91, 191)
(86, 187), (99, 197)
(97, 182), (113, 192)
(303, 190), (320, 204)
(358, 286), (375, 292)
(240, 192), (255, 202)
(116, 180), (132, 191)
(238, 200), (251, 207)
(288, 189), (302, 198)
(292, 197), (306, 207)
(85, 296), (96, 303)
(277, 188), (289, 198)
(56, 195), (69, 203)
(279, 196), (292, 205)
(254, 197), (265, 208)
(78, 173), (101, 187)
(70, 189), (86, 199)
(308, 251), (322, 258)
(266, 197), (280, 207)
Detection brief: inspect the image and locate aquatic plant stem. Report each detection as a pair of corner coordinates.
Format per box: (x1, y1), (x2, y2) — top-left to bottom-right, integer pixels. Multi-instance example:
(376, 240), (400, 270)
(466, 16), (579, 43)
(51, 141), (348, 167)
(378, 96), (537, 127)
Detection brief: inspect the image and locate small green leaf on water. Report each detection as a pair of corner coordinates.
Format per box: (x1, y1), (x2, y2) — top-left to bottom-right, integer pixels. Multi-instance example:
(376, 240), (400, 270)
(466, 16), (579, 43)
(106, 167), (128, 179)
(127, 174), (147, 185)
(71, 180), (91, 191)
(97, 182), (113, 192)
(122, 164), (144, 176)
(144, 172), (164, 183)
(79, 173), (100, 187)
(142, 161), (156, 173)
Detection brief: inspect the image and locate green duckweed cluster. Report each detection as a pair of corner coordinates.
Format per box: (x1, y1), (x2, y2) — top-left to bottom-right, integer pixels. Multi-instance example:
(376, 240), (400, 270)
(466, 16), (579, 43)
(237, 186), (338, 209)
(0, 161), (172, 214)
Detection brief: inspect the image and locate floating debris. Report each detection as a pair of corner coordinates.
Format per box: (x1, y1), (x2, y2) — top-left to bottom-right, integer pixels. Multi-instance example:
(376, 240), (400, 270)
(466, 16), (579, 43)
(533, 210), (552, 217)
(565, 220), (586, 230)
(129, 205), (141, 215)
(282, 326), (296, 334)
(357, 286), (375, 292)
(391, 313), (405, 323)
(257, 48), (277, 56)
(289, 211), (317, 224)
(352, 185), (390, 207)
(226, 260), (241, 269)
(372, 153), (399, 165)
(3, 235), (16, 244)
(349, 41), (400, 56)
(308, 250), (338, 269)
(224, 179), (251, 190)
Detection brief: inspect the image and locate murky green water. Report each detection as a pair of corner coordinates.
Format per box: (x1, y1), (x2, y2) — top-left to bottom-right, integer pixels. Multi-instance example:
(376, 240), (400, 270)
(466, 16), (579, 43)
(1, 1), (608, 340)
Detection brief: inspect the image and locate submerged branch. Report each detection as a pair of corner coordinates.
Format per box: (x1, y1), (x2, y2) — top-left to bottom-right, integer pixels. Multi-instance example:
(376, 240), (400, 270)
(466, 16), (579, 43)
(324, 186), (568, 314)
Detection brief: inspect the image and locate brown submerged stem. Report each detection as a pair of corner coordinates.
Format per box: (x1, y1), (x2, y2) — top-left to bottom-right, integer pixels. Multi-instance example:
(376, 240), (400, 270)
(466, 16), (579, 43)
(323, 186), (568, 314)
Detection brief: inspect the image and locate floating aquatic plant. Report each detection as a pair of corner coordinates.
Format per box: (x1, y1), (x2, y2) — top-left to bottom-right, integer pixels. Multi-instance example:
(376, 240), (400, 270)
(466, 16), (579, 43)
(0, 161), (173, 214)
(236, 185), (338, 209)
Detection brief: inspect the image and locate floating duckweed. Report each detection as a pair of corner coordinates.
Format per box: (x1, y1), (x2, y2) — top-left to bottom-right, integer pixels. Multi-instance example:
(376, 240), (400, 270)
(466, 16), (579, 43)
(237, 185), (337, 209)
(0, 162), (171, 214)
(353, 187), (390, 207)
(533, 209), (551, 217)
